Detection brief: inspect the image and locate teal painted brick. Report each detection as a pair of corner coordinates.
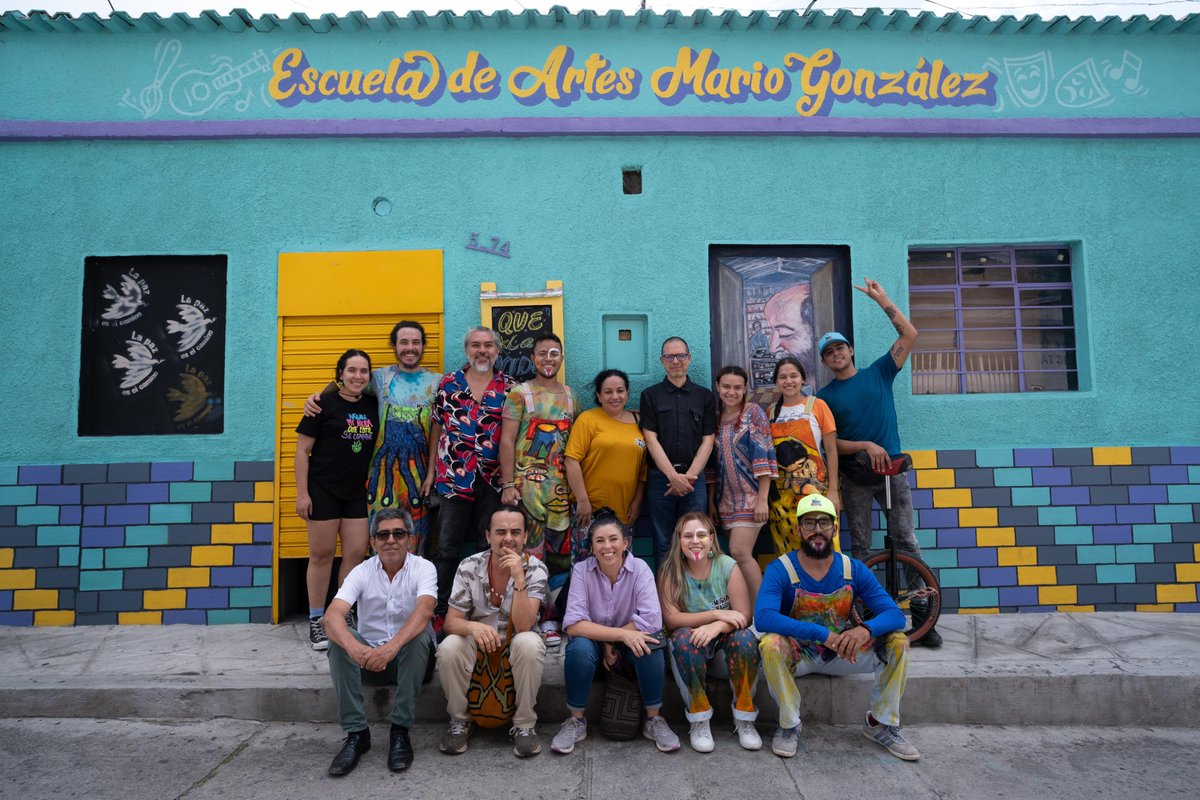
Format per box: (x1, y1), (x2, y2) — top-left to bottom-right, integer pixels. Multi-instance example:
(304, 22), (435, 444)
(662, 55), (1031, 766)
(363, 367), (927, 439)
(253, 567), (272, 587)
(105, 547), (149, 569)
(975, 449), (1014, 468)
(229, 587), (271, 607)
(150, 504), (191, 524)
(1132, 524), (1174, 543)
(993, 468), (1032, 487)
(922, 549), (958, 569)
(80, 549), (104, 570)
(59, 546), (79, 567)
(1096, 564), (1137, 583)
(0, 465), (19, 485)
(1115, 544), (1156, 563)
(958, 588), (999, 607)
(208, 609), (250, 624)
(1189, 466), (1200, 483)
(1012, 487), (1050, 506)
(16, 505), (58, 525)
(125, 525), (169, 546)
(868, 531), (885, 551)
(939, 567), (978, 587)
(1155, 505), (1194, 523)
(0, 485), (36, 505)
(36, 525), (80, 546)
(169, 482), (212, 503)
(915, 529), (936, 549)
(79, 570), (123, 591)
(1054, 526), (1094, 545)
(1167, 485), (1200, 503)
(1038, 506), (1077, 526)
(192, 462), (235, 482)
(1077, 545), (1116, 564)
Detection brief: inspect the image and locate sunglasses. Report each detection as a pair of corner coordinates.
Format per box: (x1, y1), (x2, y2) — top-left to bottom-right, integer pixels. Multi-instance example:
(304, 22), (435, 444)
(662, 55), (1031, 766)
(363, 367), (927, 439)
(372, 529), (411, 541)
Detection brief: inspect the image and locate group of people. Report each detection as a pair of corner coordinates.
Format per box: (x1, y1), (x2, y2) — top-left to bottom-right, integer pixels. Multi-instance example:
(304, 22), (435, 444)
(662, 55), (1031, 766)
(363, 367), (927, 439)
(292, 279), (938, 776)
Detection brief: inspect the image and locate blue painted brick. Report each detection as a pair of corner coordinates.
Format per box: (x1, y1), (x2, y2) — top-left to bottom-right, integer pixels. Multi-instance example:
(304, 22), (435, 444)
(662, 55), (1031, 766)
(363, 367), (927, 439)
(1071, 466), (1111, 486)
(212, 482), (254, 503)
(16, 506), (58, 526)
(999, 507), (1039, 527)
(958, 548), (998, 567)
(1014, 449), (1053, 467)
(0, 508), (14, 525)
(76, 612), (119, 625)
(253, 567), (272, 586)
(37, 526), (80, 546)
(208, 609), (250, 624)
(151, 462), (193, 482)
(958, 588), (998, 607)
(994, 468), (1032, 487)
(1058, 565), (1096, 584)
(0, 591), (11, 611)
(972, 488), (1011, 507)
(1132, 524), (1173, 543)
(1135, 563), (1176, 582)
(18, 465), (62, 485)
(979, 567), (1017, 586)
(1, 528), (38, 547)
(1077, 506), (1116, 525)
(1131, 447), (1172, 466)
(62, 464), (107, 484)
(106, 505), (149, 526)
(0, 611), (34, 625)
(1093, 526), (1132, 545)
(82, 484), (125, 505)
(82, 507), (105, 525)
(1115, 505), (1155, 524)
(936, 529), (976, 548)
(1168, 485), (1200, 504)
(1016, 527), (1055, 546)
(14, 548), (57, 568)
(163, 609), (206, 624)
(149, 504), (191, 524)
(1051, 486), (1090, 505)
(953, 468), (995, 488)
(192, 462), (235, 482)
(36, 568), (77, 589)
(235, 461), (275, 482)
(1054, 526), (1093, 545)
(210, 566), (253, 587)
(192, 503), (234, 524)
(1011, 487), (1050, 506)
(187, 588), (229, 609)
(999, 586), (1039, 606)
(79, 570), (124, 591)
(250, 607), (272, 623)
(107, 463), (151, 483)
(1038, 506), (1076, 526)
(1153, 542), (1194, 562)
(253, 524), (273, 544)
(147, 546), (193, 568)
(1151, 466), (1189, 484)
(1175, 524), (1200, 542)
(1076, 545), (1116, 564)
(167, 525), (213, 546)
(80, 549), (104, 569)
(233, 545), (271, 566)
(976, 448), (1015, 468)
(98, 590), (145, 612)
(1111, 466), (1151, 485)
(126, 483), (169, 504)
(1077, 585), (1116, 605)
(910, 489), (933, 509)
(1115, 544), (1156, 563)
(123, 568), (168, 590)
(919, 509), (959, 528)
(939, 568), (979, 587)
(1155, 505), (1194, 523)
(1032, 467), (1072, 486)
(59, 506), (81, 525)
(1171, 446), (1200, 465)
(81, 527), (124, 548)
(937, 450), (977, 468)
(1096, 564), (1136, 583)
(1053, 448), (1093, 466)
(37, 485), (80, 505)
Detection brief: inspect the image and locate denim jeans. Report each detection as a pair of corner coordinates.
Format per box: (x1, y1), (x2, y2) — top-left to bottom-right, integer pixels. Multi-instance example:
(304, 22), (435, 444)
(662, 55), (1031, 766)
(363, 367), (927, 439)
(563, 635), (666, 713)
(646, 468), (708, 574)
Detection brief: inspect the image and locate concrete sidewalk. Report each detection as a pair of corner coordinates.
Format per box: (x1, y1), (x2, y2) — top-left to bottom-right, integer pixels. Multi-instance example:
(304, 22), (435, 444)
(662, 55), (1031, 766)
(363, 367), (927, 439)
(2, 612), (1198, 727)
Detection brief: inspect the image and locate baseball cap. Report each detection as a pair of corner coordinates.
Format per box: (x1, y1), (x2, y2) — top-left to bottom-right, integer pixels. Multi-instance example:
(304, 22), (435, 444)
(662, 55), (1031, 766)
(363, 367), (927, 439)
(817, 332), (850, 356)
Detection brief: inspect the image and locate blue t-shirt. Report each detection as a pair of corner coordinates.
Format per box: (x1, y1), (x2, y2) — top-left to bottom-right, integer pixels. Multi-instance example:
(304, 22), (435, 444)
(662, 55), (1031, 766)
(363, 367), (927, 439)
(817, 352), (902, 457)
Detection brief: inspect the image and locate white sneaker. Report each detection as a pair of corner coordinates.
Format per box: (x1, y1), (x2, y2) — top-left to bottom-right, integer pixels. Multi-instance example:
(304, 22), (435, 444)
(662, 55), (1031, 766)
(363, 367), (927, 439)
(688, 720), (714, 753)
(734, 720), (762, 751)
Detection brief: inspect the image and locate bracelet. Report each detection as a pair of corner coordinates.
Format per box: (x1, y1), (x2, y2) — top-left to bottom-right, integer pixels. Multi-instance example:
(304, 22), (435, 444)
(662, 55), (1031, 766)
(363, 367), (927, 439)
(514, 585), (527, 592)
(502, 482), (518, 490)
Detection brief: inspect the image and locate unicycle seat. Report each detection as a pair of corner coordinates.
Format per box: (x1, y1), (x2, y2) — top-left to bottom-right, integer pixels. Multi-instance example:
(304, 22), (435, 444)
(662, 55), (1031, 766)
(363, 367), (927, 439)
(873, 453), (913, 477)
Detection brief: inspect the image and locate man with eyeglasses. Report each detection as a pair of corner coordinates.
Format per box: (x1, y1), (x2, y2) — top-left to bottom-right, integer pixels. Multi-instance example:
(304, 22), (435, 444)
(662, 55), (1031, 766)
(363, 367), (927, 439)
(321, 508), (436, 777)
(755, 493), (920, 762)
(639, 336), (717, 573)
(499, 332), (575, 574)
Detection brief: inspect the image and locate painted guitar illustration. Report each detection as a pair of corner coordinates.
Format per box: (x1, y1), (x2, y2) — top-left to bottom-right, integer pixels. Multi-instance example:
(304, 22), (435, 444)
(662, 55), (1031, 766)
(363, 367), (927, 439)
(169, 50), (269, 116)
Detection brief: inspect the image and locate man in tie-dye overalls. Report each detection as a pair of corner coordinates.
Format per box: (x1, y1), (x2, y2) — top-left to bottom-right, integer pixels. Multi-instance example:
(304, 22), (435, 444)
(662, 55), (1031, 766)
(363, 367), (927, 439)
(754, 493), (920, 761)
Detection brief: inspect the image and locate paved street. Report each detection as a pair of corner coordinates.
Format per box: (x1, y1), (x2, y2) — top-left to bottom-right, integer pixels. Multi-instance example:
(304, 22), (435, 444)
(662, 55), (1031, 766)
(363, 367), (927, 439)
(2, 717), (1198, 800)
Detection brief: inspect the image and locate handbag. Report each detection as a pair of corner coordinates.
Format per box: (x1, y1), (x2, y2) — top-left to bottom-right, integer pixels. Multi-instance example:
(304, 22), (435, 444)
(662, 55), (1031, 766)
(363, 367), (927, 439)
(599, 656), (644, 740)
(466, 619), (516, 728)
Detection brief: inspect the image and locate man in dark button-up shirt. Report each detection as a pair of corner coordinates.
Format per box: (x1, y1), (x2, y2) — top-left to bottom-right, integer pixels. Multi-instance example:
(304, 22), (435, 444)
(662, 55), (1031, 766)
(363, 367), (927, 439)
(638, 336), (717, 572)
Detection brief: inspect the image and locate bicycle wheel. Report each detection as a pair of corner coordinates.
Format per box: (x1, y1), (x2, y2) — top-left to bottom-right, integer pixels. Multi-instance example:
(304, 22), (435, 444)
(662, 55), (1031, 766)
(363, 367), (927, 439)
(859, 550), (941, 644)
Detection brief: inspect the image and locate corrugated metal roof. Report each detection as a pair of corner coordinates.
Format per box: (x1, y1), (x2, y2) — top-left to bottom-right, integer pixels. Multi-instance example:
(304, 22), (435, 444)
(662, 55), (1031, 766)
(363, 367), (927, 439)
(2, 6), (1199, 35)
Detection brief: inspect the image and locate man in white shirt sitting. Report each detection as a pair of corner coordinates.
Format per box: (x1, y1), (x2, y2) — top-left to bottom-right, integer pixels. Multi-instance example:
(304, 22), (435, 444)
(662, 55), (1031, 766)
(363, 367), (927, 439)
(322, 508), (436, 776)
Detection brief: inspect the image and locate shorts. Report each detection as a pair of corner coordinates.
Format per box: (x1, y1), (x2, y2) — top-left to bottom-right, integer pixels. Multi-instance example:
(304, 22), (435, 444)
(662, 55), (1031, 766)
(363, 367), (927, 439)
(307, 479), (368, 521)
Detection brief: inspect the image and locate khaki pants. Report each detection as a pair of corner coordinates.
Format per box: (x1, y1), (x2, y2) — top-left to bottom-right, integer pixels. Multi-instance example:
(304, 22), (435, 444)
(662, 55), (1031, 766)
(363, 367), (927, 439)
(438, 630), (546, 729)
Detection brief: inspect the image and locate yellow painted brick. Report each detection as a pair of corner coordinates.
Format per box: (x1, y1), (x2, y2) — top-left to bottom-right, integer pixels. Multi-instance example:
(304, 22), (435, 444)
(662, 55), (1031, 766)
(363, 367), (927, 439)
(1018, 565), (1057, 585)
(144, 589), (188, 609)
(1176, 563), (1200, 583)
(1057, 605), (1095, 613)
(958, 608), (999, 615)
(192, 545), (233, 566)
(234, 502), (274, 523)
(168, 567), (210, 588)
(34, 610), (75, 626)
(976, 527), (1016, 547)
(1157, 583), (1198, 604)
(1194, 544), (1200, 561)
(917, 468), (956, 488)
(13, 589), (59, 610)
(959, 507), (998, 528)
(0, 548), (12, 569)
(119, 611), (163, 625)
(1039, 585), (1077, 605)
(909, 450), (938, 470)
(933, 488), (973, 508)
(1091, 446), (1131, 466)
(254, 482), (274, 501)
(211, 524), (254, 544)
(1000, 547), (1039, 567)
(0, 569), (36, 589)
(1136, 604), (1174, 612)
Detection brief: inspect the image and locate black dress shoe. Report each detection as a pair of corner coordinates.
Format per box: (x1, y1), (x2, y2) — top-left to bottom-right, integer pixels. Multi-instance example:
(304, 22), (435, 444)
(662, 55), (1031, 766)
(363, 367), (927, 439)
(915, 626), (943, 648)
(388, 724), (414, 772)
(328, 728), (370, 776)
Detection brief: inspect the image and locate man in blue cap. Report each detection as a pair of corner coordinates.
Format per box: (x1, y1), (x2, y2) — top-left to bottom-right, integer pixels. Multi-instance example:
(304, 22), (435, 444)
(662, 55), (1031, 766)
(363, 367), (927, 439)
(815, 278), (941, 648)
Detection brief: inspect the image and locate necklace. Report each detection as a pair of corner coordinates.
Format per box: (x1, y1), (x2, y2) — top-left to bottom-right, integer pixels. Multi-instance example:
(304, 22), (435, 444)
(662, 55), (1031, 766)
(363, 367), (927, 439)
(487, 554), (505, 607)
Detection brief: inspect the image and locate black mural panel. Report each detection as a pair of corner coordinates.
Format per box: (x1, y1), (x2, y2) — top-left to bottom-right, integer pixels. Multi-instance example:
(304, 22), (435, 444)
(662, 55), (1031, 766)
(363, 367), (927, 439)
(491, 303), (552, 383)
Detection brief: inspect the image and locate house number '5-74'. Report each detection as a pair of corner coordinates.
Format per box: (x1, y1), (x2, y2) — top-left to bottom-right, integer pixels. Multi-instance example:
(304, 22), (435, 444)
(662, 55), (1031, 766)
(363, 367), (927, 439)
(467, 233), (511, 259)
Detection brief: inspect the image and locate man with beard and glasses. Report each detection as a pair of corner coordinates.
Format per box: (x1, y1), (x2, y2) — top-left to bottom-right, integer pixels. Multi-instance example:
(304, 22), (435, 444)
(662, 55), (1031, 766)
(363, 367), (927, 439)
(428, 326), (515, 633)
(754, 493), (919, 762)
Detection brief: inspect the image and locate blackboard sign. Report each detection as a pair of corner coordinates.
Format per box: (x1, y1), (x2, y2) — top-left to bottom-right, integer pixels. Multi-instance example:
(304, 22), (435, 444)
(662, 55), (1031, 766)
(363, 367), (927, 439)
(79, 255), (226, 436)
(492, 304), (553, 382)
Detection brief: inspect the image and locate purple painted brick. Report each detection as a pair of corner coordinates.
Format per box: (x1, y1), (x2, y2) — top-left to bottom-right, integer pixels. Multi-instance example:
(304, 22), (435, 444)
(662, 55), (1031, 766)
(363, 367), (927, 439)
(980, 567), (1018, 586)
(163, 609), (206, 624)
(0, 611), (35, 625)
(126, 483), (169, 503)
(1150, 465), (1189, 484)
(937, 528), (977, 548)
(186, 588), (229, 609)
(1051, 486), (1090, 505)
(37, 485), (81, 505)
(920, 508), (960, 527)
(106, 505), (149, 526)
(1016, 605), (1056, 613)
(82, 506), (105, 525)
(999, 587), (1039, 605)
(252, 524), (273, 543)
(910, 489), (933, 509)
(1170, 446), (1200, 465)
(1128, 485), (1168, 504)
(81, 526), (124, 547)
(151, 462), (193, 482)
(18, 465), (62, 485)
(0, 590), (11, 610)
(1014, 449), (1054, 467)
(959, 548), (998, 567)
(59, 506), (82, 525)
(1077, 506), (1116, 525)
(233, 545), (272, 566)
(210, 567), (253, 587)
(1115, 505), (1155, 524)
(1093, 525), (1133, 544)
(1033, 467), (1073, 486)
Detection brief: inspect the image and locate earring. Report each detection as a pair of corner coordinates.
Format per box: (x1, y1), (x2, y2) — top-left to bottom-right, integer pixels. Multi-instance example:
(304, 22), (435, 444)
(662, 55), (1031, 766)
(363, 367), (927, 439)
(707, 549), (715, 559)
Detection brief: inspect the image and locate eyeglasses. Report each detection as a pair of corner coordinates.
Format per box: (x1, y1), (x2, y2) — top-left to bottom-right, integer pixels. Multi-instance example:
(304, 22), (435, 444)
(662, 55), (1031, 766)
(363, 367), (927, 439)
(534, 348), (562, 360)
(661, 353), (690, 363)
(372, 529), (411, 541)
(799, 517), (835, 532)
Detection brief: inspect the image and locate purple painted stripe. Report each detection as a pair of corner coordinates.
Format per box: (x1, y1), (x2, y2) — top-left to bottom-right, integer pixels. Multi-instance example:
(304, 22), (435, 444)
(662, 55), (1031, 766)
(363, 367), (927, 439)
(4, 116), (1200, 141)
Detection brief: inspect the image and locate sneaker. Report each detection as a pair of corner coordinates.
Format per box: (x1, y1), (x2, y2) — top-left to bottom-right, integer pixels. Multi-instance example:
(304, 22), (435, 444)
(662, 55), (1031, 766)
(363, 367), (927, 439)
(734, 720), (762, 751)
(540, 620), (561, 649)
(510, 726), (542, 758)
(551, 717), (587, 755)
(862, 716), (921, 761)
(643, 715), (680, 753)
(772, 724), (800, 758)
(915, 626), (943, 649)
(439, 719), (471, 755)
(309, 617), (328, 651)
(688, 720), (714, 753)
(432, 614), (446, 642)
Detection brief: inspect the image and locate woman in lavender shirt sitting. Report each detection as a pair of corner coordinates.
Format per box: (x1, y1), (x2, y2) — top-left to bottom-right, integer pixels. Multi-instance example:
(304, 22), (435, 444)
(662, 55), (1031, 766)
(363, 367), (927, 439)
(549, 509), (680, 755)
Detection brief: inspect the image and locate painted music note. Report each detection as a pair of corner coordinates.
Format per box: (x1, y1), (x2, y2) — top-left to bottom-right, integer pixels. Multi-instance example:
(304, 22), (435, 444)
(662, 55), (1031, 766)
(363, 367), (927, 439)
(169, 50), (270, 116)
(1103, 51), (1148, 96)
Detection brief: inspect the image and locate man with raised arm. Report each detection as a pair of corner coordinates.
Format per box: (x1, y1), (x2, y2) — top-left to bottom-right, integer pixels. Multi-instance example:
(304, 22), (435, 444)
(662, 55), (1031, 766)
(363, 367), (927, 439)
(816, 278), (941, 647)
